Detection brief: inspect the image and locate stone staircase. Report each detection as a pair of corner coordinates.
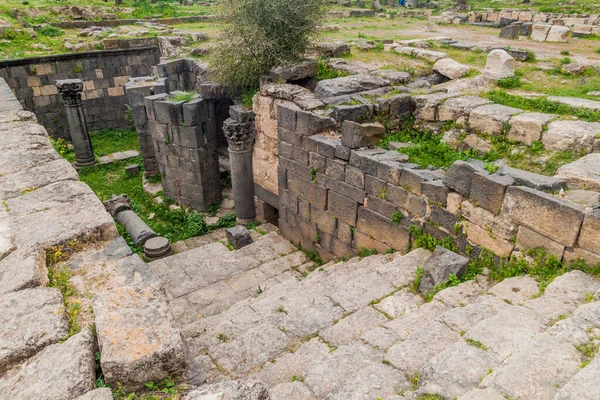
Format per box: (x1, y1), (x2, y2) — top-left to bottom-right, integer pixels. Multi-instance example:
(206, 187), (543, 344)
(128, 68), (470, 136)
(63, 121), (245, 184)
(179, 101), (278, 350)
(151, 231), (600, 400)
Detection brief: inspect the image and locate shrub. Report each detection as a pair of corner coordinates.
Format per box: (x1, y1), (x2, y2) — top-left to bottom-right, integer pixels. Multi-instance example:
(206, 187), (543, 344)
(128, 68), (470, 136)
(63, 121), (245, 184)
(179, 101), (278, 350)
(210, 0), (327, 88)
(38, 26), (63, 37)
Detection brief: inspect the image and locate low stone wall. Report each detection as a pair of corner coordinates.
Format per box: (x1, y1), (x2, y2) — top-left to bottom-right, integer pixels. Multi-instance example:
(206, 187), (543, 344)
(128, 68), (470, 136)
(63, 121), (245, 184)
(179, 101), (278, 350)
(51, 15), (215, 29)
(0, 76), (117, 294)
(0, 47), (160, 139)
(259, 84), (600, 265)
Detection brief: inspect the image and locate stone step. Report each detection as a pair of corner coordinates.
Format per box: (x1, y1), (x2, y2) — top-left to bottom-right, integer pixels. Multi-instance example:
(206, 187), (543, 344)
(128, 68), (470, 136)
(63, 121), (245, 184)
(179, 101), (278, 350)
(93, 284), (186, 392)
(0, 330), (96, 400)
(0, 287), (69, 375)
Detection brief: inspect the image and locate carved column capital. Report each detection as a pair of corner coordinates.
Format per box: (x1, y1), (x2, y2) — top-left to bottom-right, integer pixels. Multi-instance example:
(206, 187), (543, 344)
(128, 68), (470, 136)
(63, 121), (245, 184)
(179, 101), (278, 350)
(103, 194), (132, 217)
(56, 79), (84, 106)
(223, 119), (256, 152)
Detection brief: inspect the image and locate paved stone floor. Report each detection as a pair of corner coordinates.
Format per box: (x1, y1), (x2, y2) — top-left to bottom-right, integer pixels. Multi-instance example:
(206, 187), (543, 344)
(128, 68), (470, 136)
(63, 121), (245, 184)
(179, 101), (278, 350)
(151, 237), (600, 400)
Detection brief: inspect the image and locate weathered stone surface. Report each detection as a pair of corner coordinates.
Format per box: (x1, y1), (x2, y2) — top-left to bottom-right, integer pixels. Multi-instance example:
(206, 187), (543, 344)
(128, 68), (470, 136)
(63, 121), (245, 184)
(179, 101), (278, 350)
(270, 382), (318, 400)
(442, 159), (487, 196)
(0, 330), (95, 400)
(488, 276), (540, 304)
(73, 388), (113, 400)
(546, 25), (571, 42)
(439, 295), (510, 333)
(500, 186), (584, 247)
(438, 96), (492, 122)
(499, 24), (520, 39)
(321, 306), (388, 347)
(466, 222), (515, 258)
(419, 246), (469, 294)
(0, 158), (78, 200)
(374, 289), (423, 318)
(226, 226), (254, 250)
(0, 287), (68, 374)
(459, 134), (492, 155)
(433, 58), (470, 80)
(577, 210), (600, 254)
(482, 333), (582, 400)
(185, 380), (270, 400)
(325, 362), (410, 400)
(555, 357), (600, 400)
(565, 190), (600, 207)
(547, 301), (600, 345)
(303, 342), (382, 398)
(507, 112), (555, 146)
(314, 74), (387, 98)
(531, 24), (552, 41)
(360, 327), (398, 350)
(316, 41), (351, 58)
(555, 154), (600, 191)
(433, 279), (486, 308)
(469, 172), (513, 215)
(418, 340), (500, 399)
(458, 387), (507, 400)
(542, 120), (600, 152)
(483, 49), (515, 80)
(341, 120), (386, 149)
(544, 270), (600, 304)
(386, 321), (462, 375)
(469, 104), (522, 135)
(515, 226), (565, 259)
(412, 92), (456, 121)
(497, 165), (567, 191)
(466, 307), (545, 361)
(94, 285), (186, 391)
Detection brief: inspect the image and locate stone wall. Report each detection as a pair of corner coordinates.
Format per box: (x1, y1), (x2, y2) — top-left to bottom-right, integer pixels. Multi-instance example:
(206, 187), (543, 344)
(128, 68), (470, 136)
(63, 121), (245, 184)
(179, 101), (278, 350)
(51, 15), (215, 29)
(144, 92), (221, 210)
(272, 94), (600, 265)
(0, 47), (160, 139)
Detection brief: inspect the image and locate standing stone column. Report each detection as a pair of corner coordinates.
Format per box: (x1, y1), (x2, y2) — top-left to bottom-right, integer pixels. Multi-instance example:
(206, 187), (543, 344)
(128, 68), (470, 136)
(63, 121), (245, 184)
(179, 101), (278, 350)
(223, 105), (256, 225)
(56, 79), (95, 167)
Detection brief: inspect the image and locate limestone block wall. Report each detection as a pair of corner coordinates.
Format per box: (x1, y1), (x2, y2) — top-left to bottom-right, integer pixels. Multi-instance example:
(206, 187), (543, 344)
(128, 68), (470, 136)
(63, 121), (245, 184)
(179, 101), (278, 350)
(275, 101), (600, 265)
(0, 47), (160, 139)
(145, 92), (221, 210)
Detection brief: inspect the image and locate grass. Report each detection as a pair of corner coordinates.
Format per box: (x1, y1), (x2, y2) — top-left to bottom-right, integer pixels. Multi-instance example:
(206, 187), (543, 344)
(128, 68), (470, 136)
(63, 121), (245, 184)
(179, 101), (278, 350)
(317, 60), (351, 81)
(379, 119), (580, 176)
(487, 91), (600, 123)
(170, 92), (196, 103)
(77, 156), (235, 249)
(410, 226), (600, 302)
(51, 128), (140, 163)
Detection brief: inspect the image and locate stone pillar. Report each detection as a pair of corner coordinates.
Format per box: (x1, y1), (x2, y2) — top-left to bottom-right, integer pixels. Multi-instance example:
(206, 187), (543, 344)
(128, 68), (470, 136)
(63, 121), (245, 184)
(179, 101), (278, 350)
(145, 91), (221, 210)
(223, 105), (256, 225)
(56, 79), (95, 167)
(125, 76), (167, 176)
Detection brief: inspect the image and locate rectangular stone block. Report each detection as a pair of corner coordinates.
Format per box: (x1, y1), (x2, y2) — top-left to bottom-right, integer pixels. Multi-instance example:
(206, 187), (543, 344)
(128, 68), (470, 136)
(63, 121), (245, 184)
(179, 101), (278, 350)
(298, 198), (310, 220)
(357, 207), (410, 252)
(310, 207), (338, 236)
(353, 230), (390, 254)
(467, 222), (514, 258)
(279, 157), (312, 182)
(277, 102), (298, 131)
(296, 110), (336, 135)
(337, 220), (354, 244)
(577, 210), (600, 253)
(469, 104), (523, 135)
(288, 172), (328, 210)
(309, 151), (326, 172)
(278, 126), (303, 147)
(328, 191), (358, 226)
(469, 172), (514, 215)
(387, 183), (409, 209)
(443, 160), (488, 196)
(563, 247), (600, 266)
(326, 158), (346, 181)
(429, 206), (460, 234)
(400, 169), (441, 195)
(421, 180), (449, 207)
(317, 173), (366, 203)
(365, 175), (386, 197)
(500, 186), (585, 247)
(516, 226), (565, 259)
(366, 195), (399, 219)
(279, 188), (298, 214)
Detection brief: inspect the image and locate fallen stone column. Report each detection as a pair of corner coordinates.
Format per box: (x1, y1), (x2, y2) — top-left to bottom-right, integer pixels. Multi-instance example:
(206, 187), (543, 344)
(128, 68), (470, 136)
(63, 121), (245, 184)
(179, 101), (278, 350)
(103, 195), (157, 247)
(223, 105), (256, 225)
(56, 79), (95, 167)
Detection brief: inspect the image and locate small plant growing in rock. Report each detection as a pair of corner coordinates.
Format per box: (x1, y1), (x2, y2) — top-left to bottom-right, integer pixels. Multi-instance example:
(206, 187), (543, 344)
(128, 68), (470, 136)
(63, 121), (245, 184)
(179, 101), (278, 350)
(392, 212), (404, 225)
(210, 0), (327, 88)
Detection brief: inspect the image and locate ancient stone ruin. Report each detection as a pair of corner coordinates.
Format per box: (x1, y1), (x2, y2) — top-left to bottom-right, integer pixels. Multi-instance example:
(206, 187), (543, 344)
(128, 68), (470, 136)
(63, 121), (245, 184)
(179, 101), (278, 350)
(1, 2), (600, 399)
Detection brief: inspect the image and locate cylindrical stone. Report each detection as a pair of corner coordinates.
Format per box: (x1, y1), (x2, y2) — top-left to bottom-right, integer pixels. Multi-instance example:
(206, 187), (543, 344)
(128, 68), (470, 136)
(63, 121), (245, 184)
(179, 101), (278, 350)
(65, 100), (95, 166)
(115, 210), (157, 247)
(144, 237), (173, 260)
(228, 148), (256, 224)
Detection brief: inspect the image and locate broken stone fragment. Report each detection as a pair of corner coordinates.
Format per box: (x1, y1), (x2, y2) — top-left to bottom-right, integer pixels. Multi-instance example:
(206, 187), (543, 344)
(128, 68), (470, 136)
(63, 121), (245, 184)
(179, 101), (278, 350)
(418, 246), (469, 294)
(341, 120), (386, 149)
(226, 225), (254, 250)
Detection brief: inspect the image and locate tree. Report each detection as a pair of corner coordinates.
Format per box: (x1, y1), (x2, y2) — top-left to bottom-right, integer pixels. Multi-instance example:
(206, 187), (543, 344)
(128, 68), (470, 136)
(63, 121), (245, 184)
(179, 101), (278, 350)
(210, 0), (328, 88)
